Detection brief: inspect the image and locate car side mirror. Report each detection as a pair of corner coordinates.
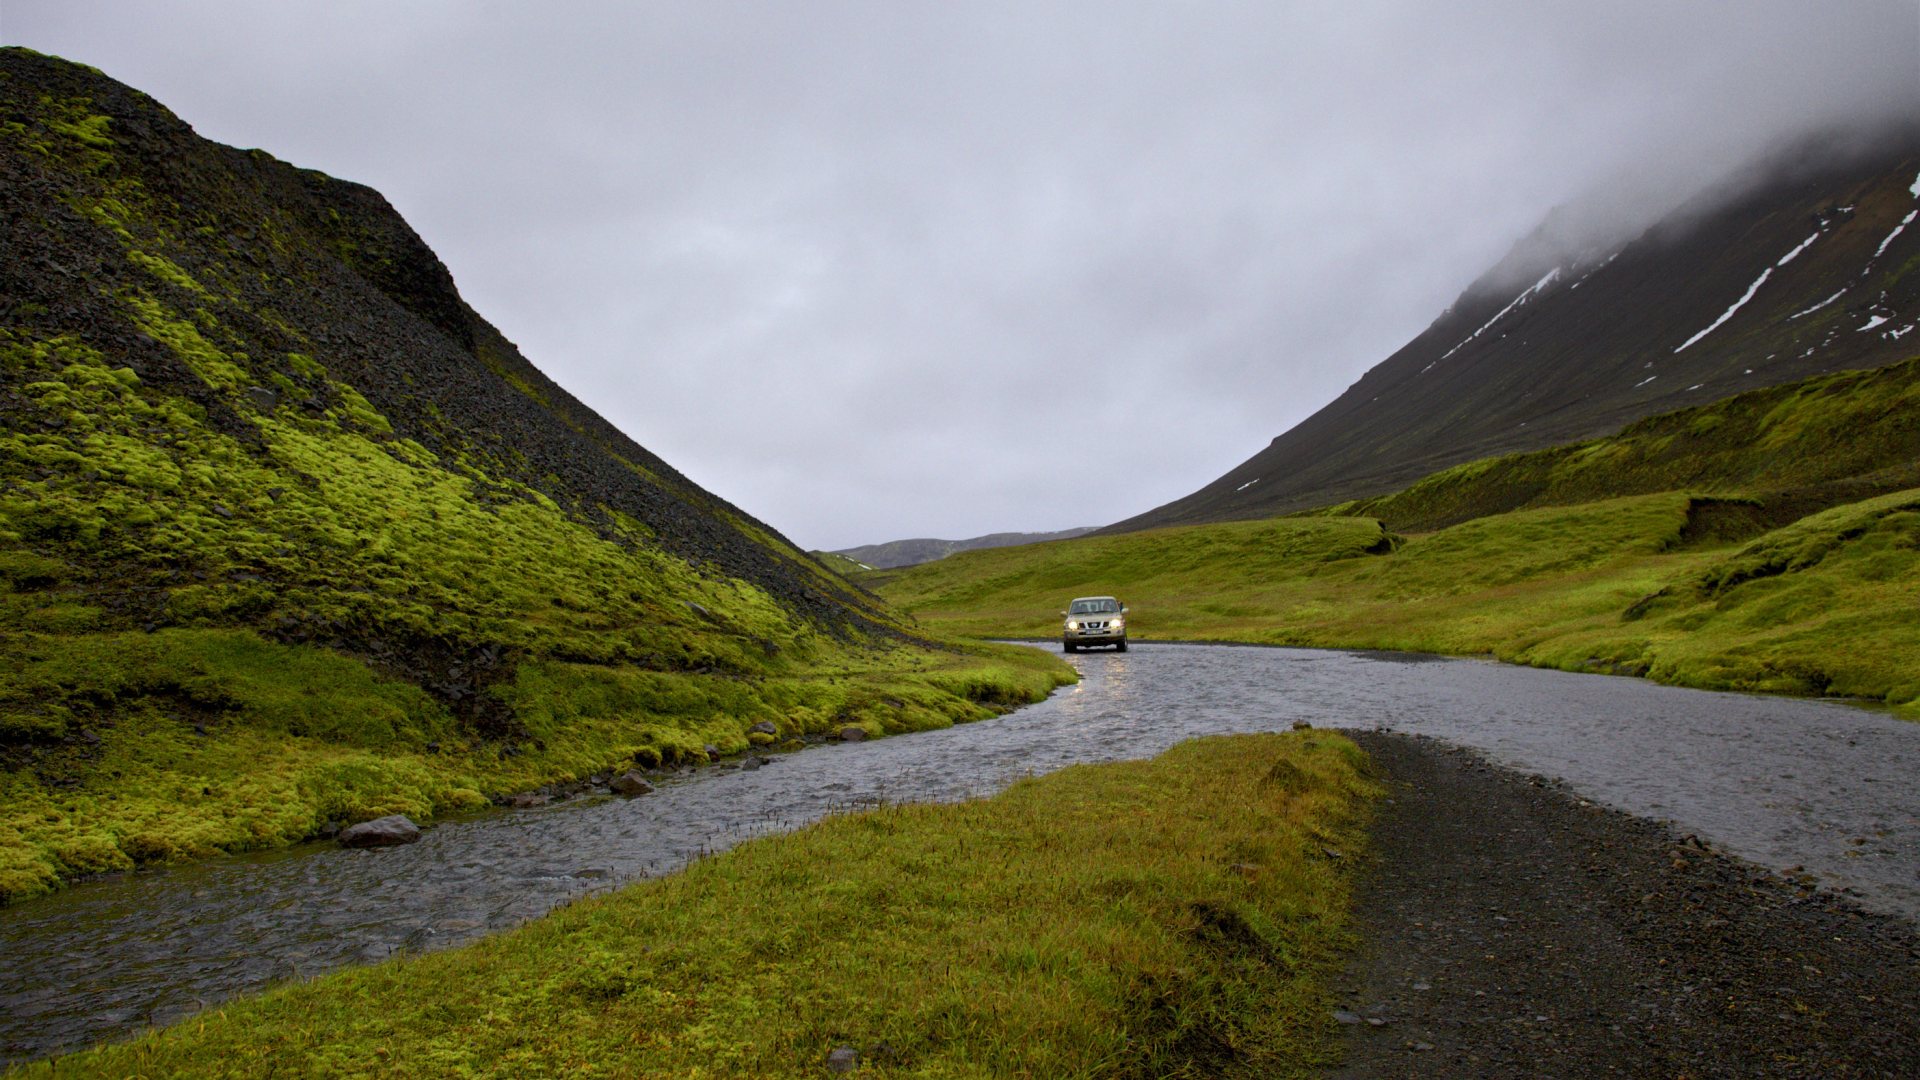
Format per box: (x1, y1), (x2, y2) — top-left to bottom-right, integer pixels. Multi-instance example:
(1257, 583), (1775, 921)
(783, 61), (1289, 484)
(1121, 607), (1129, 613)
(1058, 611), (1067, 617)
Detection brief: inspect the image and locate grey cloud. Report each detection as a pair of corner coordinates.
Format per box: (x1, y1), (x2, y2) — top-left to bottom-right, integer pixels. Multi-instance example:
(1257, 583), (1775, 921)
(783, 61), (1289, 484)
(14, 1), (1919, 548)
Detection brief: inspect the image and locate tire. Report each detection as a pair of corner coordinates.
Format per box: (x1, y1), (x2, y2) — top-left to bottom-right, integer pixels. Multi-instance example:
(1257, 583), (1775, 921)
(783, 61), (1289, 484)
(1062, 640), (1078, 653)
(1115, 638), (1129, 652)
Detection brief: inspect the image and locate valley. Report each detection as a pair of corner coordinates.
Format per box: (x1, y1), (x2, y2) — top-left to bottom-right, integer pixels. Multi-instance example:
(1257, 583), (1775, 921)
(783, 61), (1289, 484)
(3, 36), (1919, 1080)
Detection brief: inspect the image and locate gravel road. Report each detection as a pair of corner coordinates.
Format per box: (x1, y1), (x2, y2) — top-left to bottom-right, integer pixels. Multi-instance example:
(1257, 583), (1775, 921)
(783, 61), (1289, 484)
(1324, 731), (1920, 1079)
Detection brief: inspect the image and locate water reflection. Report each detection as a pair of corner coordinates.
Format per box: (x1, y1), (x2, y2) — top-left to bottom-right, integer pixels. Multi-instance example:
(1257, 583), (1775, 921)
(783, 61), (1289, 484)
(1, 642), (1915, 1064)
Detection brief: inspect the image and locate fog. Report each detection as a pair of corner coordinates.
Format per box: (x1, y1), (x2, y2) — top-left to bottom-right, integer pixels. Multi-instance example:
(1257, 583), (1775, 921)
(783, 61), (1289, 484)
(10, 1), (1918, 549)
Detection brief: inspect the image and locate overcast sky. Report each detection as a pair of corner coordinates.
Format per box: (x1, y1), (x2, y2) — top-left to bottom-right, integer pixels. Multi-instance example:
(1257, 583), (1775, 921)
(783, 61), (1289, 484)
(10, 2), (1919, 549)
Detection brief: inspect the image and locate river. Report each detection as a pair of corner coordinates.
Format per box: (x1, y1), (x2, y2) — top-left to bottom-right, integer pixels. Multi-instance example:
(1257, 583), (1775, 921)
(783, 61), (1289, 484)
(2, 642), (1915, 1065)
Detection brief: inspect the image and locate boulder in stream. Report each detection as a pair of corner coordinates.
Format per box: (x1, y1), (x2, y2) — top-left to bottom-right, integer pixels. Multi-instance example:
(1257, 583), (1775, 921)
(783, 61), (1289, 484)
(611, 771), (656, 795)
(839, 726), (867, 742)
(337, 815), (422, 848)
(748, 720), (778, 735)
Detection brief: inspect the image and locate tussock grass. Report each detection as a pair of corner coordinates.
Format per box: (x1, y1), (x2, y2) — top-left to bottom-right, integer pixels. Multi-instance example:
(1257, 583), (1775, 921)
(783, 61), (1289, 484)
(15, 732), (1380, 1080)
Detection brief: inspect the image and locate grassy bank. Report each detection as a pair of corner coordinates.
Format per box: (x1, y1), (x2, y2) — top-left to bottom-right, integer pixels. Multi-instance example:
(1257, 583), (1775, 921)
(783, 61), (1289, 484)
(0, 636), (1070, 906)
(14, 731), (1380, 1080)
(871, 487), (1920, 714)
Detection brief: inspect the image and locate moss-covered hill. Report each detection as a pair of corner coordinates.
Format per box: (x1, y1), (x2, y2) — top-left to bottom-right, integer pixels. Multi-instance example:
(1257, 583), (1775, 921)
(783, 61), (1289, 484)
(0, 49), (1071, 904)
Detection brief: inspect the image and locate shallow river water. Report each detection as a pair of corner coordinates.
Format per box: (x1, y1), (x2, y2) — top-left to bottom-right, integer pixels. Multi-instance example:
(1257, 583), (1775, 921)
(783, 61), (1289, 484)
(2, 642), (1916, 1064)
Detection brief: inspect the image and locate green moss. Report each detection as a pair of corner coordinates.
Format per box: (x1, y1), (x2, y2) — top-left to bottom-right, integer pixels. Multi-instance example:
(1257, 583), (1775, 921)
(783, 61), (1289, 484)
(126, 250), (205, 294)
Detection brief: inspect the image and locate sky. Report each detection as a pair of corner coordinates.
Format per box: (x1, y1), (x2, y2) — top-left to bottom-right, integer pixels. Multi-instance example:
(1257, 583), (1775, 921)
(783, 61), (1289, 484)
(8, 2), (1919, 550)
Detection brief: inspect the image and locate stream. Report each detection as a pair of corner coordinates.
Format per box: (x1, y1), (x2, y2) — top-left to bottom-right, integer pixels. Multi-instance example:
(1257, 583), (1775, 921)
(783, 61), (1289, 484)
(2, 642), (1915, 1064)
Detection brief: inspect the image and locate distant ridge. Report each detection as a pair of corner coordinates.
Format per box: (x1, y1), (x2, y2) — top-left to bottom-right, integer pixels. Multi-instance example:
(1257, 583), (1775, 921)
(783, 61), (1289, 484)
(835, 527), (1097, 570)
(1106, 130), (1920, 533)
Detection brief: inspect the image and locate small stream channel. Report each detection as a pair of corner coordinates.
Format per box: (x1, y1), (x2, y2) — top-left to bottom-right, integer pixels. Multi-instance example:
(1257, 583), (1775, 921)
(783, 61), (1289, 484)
(2, 642), (1916, 1065)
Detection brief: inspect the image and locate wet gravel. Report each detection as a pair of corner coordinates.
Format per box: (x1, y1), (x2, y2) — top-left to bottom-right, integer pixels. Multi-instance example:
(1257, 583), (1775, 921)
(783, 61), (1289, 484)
(1326, 732), (1920, 1079)
(1, 643), (1915, 1066)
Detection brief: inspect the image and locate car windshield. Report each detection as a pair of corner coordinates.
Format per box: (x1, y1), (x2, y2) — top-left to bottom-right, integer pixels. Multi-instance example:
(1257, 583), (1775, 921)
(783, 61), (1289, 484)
(1069, 599), (1120, 614)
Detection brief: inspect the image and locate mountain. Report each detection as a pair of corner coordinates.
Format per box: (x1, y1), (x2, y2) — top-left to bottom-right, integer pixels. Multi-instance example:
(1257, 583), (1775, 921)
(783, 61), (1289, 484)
(833, 527), (1098, 570)
(0, 48), (1067, 903)
(1106, 130), (1920, 533)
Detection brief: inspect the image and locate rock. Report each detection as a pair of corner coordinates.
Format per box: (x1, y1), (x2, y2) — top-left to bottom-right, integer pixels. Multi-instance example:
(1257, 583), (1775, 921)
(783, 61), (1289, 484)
(1332, 1010), (1362, 1024)
(1292, 720), (1313, 730)
(338, 815), (421, 848)
(748, 720), (777, 735)
(507, 792), (549, 808)
(839, 726), (867, 742)
(1412, 982), (1432, 991)
(827, 1046), (859, 1073)
(741, 756), (761, 771)
(610, 771), (655, 795)
(702, 744), (721, 760)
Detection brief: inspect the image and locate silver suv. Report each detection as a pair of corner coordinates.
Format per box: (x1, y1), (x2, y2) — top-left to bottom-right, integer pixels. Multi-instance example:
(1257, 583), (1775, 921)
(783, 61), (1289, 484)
(1061, 596), (1127, 653)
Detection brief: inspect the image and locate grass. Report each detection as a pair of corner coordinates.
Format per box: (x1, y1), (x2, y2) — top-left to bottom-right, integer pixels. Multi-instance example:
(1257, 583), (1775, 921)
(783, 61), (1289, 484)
(869, 358), (1920, 716)
(872, 485), (1920, 717)
(12, 731), (1381, 1080)
(0, 632), (1070, 905)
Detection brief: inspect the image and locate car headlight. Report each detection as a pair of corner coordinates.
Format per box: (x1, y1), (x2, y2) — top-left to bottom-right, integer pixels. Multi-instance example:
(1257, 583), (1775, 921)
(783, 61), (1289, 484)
(1066, 620), (1079, 629)
(1111, 619), (1124, 630)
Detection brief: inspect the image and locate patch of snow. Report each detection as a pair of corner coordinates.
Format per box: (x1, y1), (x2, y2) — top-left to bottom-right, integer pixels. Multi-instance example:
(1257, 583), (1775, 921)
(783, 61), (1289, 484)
(1891, 324), (1914, 340)
(1235, 478), (1260, 492)
(1439, 267), (1561, 360)
(1791, 289), (1846, 318)
(1911, 172), (1920, 199)
(1860, 314), (1891, 332)
(1686, 384), (1704, 391)
(1635, 375), (1658, 387)
(1873, 210), (1917, 259)
(1675, 267), (1773, 352)
(1777, 233), (1820, 266)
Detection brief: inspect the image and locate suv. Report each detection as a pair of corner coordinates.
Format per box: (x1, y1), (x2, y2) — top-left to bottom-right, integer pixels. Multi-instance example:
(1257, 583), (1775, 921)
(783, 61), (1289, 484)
(1061, 596), (1128, 652)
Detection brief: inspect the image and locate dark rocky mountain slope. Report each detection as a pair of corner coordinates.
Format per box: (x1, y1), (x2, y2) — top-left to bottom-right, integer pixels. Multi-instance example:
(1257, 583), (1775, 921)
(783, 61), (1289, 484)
(1108, 131), (1920, 532)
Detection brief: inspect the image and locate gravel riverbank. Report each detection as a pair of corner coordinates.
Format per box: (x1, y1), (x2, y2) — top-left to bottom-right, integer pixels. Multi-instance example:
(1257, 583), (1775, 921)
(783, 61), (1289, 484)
(1325, 730), (1920, 1079)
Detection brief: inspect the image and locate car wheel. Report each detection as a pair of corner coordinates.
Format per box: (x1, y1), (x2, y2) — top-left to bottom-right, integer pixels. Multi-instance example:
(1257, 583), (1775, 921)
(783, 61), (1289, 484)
(1115, 638), (1128, 652)
(1062, 640), (1077, 653)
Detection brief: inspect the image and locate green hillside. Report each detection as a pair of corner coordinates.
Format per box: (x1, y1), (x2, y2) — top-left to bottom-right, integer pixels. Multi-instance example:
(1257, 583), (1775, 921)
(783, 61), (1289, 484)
(0, 50), (1071, 904)
(876, 359), (1920, 715)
